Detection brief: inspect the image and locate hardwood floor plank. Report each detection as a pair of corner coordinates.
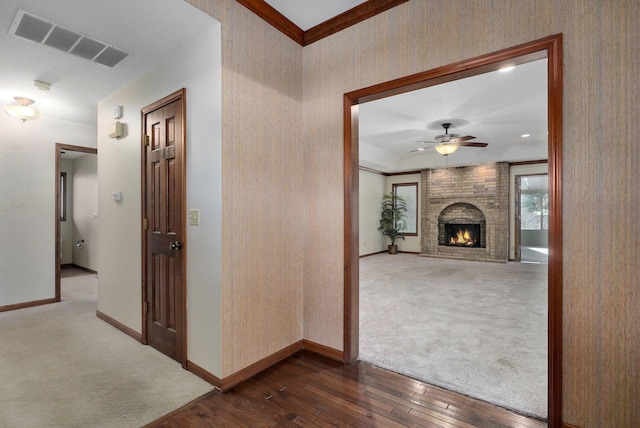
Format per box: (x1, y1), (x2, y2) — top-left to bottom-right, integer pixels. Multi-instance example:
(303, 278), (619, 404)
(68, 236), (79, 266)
(407, 406), (476, 428)
(365, 389), (471, 424)
(248, 371), (368, 427)
(198, 399), (274, 427)
(147, 351), (547, 428)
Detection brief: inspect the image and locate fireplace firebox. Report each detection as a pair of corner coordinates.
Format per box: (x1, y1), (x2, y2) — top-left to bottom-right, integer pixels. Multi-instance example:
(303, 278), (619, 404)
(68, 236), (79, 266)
(444, 223), (481, 247)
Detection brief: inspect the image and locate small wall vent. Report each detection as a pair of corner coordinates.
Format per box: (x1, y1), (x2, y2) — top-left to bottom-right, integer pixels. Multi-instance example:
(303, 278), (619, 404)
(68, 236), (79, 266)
(9, 9), (130, 68)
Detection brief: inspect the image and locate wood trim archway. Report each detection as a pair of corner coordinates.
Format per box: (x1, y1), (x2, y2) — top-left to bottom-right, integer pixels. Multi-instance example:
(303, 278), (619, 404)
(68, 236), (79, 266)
(343, 34), (563, 426)
(55, 143), (98, 302)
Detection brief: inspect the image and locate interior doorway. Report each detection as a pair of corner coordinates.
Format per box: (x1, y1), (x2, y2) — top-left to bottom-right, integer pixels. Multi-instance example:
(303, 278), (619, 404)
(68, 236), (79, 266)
(516, 174), (549, 264)
(344, 35), (563, 426)
(55, 143), (98, 302)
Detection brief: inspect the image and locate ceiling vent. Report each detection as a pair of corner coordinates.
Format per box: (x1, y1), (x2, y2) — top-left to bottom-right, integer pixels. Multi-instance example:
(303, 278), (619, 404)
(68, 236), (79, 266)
(9, 9), (130, 68)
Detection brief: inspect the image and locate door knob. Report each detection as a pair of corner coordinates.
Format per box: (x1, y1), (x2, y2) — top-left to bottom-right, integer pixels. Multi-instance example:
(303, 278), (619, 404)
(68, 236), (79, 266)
(169, 240), (182, 250)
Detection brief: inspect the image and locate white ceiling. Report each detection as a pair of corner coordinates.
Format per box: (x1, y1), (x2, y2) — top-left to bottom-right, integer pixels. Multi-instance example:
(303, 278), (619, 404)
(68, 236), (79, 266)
(264, 0), (367, 31)
(359, 59), (549, 172)
(0, 0), (215, 126)
(1, 1), (548, 172)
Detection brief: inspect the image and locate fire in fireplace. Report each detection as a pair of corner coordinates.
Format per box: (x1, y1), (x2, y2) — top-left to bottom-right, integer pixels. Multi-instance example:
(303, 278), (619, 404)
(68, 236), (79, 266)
(444, 224), (481, 247)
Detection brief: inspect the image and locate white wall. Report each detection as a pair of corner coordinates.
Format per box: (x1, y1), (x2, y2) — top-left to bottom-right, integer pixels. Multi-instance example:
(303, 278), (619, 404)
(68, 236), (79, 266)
(386, 174), (422, 253)
(60, 159), (73, 265)
(97, 24), (222, 375)
(72, 154), (98, 271)
(359, 170), (386, 255)
(0, 114), (96, 306)
(509, 163), (548, 260)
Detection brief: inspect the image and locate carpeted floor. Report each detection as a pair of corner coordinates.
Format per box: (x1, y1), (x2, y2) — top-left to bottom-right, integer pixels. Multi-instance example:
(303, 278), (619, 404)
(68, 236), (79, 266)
(359, 253), (548, 419)
(0, 269), (213, 428)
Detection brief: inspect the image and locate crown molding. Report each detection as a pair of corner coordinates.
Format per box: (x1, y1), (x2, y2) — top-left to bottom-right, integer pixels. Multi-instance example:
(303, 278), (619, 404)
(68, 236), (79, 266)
(235, 0), (409, 46)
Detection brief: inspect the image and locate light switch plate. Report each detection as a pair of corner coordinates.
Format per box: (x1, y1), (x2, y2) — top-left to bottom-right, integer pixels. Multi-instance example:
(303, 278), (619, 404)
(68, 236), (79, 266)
(189, 209), (200, 225)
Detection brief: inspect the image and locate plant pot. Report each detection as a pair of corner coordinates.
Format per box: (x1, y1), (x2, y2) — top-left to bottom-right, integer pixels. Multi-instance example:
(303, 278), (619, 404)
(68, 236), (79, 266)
(388, 245), (398, 254)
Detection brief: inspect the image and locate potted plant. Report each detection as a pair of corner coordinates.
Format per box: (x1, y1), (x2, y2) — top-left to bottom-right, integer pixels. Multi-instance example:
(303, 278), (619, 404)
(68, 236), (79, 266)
(378, 193), (408, 254)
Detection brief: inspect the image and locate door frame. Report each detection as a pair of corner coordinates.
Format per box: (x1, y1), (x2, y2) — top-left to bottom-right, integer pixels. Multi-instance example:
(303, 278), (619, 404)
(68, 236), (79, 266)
(140, 88), (188, 367)
(343, 35), (563, 426)
(55, 143), (98, 301)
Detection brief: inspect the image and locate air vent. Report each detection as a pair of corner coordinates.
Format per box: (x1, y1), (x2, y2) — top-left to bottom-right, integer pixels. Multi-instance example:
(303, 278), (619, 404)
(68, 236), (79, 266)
(8, 9), (131, 68)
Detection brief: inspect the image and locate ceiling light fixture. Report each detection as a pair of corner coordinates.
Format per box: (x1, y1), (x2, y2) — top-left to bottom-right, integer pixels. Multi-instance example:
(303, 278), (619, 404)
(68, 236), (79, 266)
(521, 133), (530, 138)
(434, 143), (458, 156)
(499, 65), (516, 72)
(5, 96), (39, 122)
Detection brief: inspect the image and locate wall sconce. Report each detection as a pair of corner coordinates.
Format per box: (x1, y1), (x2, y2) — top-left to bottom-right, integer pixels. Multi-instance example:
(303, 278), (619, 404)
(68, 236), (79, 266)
(5, 96), (39, 122)
(434, 143), (458, 156)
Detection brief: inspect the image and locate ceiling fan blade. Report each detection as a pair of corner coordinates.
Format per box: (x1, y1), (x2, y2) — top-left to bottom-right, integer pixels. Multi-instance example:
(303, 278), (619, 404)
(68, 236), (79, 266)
(458, 141), (488, 147)
(452, 135), (476, 142)
(416, 140), (437, 144)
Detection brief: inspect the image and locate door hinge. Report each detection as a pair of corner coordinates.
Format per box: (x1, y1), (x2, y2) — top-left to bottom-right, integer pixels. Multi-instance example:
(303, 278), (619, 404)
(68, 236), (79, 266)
(143, 302), (148, 314)
(143, 218), (149, 230)
(144, 135), (150, 147)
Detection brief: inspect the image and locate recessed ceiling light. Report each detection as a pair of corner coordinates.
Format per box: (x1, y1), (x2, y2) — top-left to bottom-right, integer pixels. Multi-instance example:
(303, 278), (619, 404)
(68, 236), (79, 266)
(499, 65), (516, 73)
(521, 134), (530, 138)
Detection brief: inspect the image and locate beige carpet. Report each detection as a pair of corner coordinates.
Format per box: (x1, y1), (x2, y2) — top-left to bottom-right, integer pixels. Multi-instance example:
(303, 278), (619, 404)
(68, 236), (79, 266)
(359, 254), (548, 419)
(0, 269), (213, 428)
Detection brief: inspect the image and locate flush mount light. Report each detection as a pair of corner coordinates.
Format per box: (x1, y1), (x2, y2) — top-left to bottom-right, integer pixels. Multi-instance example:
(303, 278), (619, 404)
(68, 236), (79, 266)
(521, 133), (531, 138)
(434, 143), (458, 156)
(5, 96), (39, 122)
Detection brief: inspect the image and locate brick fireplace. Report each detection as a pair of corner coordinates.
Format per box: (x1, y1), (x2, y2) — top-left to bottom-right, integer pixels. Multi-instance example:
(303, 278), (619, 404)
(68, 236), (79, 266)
(420, 162), (509, 262)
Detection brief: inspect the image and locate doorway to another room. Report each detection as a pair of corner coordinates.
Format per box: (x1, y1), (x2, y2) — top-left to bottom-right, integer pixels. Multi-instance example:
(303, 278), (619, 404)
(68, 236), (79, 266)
(517, 174), (549, 264)
(55, 144), (98, 302)
(344, 35), (563, 425)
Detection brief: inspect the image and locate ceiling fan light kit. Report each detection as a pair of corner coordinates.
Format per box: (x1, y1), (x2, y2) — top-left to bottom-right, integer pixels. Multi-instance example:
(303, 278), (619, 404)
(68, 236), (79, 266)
(5, 96), (39, 122)
(434, 143), (458, 155)
(414, 122), (488, 156)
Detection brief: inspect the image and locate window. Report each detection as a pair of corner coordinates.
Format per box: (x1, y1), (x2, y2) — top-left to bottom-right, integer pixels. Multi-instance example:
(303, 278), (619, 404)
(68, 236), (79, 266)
(60, 172), (67, 221)
(392, 182), (418, 235)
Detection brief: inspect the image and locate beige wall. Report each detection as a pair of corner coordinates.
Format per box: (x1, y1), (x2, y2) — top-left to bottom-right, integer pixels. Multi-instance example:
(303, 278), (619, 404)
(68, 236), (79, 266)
(359, 169), (386, 255)
(187, 0), (638, 425)
(186, 0), (305, 376)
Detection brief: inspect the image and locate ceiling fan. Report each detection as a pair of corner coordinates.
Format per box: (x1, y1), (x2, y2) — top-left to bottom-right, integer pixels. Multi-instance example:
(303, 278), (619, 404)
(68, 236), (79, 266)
(411, 123), (488, 155)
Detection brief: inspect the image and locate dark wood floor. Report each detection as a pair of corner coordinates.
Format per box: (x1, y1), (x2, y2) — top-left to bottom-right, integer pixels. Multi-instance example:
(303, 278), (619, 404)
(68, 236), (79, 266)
(146, 351), (547, 428)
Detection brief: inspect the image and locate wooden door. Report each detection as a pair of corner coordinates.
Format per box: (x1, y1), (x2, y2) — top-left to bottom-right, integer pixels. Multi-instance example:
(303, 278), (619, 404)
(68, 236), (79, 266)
(142, 90), (186, 365)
